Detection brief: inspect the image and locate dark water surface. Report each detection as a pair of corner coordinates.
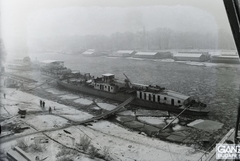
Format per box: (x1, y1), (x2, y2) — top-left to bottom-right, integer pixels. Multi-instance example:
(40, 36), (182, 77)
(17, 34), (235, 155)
(31, 53), (240, 134)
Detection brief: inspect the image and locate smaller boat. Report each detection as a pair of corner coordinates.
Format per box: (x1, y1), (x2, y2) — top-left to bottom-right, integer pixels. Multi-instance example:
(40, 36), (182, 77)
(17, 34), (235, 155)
(6, 57), (32, 71)
(40, 60), (71, 77)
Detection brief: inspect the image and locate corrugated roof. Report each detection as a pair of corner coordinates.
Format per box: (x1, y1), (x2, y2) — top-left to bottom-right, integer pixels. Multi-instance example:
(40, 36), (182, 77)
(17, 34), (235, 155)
(40, 60), (64, 63)
(135, 52), (158, 56)
(173, 54), (203, 58)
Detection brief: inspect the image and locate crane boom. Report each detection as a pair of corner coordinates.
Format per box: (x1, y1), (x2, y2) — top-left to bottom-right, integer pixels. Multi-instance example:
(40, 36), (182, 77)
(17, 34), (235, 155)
(123, 73), (133, 88)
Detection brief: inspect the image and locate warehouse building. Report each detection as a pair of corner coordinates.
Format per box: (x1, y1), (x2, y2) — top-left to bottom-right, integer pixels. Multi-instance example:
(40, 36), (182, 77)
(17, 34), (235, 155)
(173, 52), (210, 62)
(210, 50), (239, 64)
(82, 49), (100, 57)
(211, 55), (239, 64)
(133, 51), (172, 59)
(109, 50), (136, 57)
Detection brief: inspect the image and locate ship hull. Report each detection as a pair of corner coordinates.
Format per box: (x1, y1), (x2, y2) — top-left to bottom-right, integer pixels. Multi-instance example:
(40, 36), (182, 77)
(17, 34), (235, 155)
(57, 80), (209, 116)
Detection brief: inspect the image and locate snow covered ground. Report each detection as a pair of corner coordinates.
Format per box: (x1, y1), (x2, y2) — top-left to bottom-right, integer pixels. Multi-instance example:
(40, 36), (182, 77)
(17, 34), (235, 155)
(58, 94), (80, 99)
(74, 98), (93, 105)
(96, 103), (116, 111)
(117, 110), (135, 116)
(0, 87), (204, 161)
(137, 116), (166, 125)
(25, 115), (68, 130)
(45, 88), (67, 95)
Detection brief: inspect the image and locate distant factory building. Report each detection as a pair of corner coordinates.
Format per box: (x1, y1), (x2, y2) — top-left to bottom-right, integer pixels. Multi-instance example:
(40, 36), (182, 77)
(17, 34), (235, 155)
(133, 51), (172, 59)
(82, 49), (100, 56)
(109, 50), (137, 57)
(211, 51), (239, 64)
(173, 52), (210, 62)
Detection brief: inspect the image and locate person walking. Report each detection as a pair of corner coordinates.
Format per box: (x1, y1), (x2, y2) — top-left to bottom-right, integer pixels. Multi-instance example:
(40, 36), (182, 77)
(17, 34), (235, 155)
(3, 93), (6, 99)
(40, 100), (42, 107)
(49, 107), (52, 113)
(43, 101), (45, 108)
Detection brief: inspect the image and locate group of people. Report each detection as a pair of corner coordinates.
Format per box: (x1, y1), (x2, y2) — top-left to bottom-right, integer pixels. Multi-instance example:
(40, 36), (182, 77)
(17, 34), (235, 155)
(40, 100), (56, 113)
(40, 100), (45, 108)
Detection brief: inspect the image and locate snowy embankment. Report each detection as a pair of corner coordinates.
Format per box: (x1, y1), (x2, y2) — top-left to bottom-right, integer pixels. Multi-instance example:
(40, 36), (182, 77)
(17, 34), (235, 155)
(0, 88), (204, 161)
(46, 121), (204, 161)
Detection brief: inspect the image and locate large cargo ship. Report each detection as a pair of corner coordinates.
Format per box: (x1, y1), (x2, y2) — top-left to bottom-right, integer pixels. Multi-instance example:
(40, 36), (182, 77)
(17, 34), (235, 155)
(57, 71), (209, 116)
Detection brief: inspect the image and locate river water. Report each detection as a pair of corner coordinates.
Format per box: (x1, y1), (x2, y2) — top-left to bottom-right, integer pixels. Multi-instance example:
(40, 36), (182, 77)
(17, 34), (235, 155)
(30, 53), (240, 135)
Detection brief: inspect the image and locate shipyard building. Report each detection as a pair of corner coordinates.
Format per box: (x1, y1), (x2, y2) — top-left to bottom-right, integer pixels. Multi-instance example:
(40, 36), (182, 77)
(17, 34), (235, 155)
(173, 52), (210, 62)
(133, 51), (172, 59)
(210, 51), (239, 64)
(82, 49), (101, 57)
(109, 50), (136, 57)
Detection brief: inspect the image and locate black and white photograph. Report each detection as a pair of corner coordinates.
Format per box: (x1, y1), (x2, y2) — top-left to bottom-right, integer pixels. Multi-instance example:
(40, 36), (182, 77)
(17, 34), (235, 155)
(0, 0), (240, 160)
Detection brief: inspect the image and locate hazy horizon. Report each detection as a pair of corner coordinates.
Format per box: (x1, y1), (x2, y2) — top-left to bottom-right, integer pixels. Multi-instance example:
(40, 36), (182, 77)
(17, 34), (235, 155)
(1, 0), (236, 56)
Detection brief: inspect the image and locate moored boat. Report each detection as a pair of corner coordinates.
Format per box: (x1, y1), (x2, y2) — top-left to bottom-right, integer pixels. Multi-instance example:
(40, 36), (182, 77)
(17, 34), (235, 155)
(57, 71), (209, 116)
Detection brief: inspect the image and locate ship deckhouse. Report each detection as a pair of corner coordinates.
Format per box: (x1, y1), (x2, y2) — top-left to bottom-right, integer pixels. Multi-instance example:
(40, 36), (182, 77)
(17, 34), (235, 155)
(93, 73), (118, 93)
(137, 86), (192, 107)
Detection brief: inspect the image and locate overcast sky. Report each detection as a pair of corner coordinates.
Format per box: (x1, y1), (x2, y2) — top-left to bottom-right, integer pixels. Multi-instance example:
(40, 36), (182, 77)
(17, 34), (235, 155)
(0, 0), (233, 54)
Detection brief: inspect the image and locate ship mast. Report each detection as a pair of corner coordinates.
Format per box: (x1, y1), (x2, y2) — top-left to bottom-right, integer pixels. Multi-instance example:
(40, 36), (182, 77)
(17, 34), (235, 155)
(223, 0), (240, 144)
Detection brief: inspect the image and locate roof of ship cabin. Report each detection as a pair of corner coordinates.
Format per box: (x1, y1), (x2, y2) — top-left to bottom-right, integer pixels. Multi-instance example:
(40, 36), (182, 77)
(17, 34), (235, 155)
(164, 90), (190, 100)
(40, 60), (64, 63)
(102, 73), (114, 77)
(117, 50), (135, 54)
(173, 53), (203, 58)
(135, 52), (158, 56)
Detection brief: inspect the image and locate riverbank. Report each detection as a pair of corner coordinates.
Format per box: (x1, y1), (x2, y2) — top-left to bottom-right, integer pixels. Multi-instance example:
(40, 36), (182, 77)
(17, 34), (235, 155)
(0, 86), (206, 161)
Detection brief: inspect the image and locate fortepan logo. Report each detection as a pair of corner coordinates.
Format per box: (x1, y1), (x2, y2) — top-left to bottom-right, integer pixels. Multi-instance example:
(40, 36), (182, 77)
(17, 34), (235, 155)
(216, 144), (240, 159)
